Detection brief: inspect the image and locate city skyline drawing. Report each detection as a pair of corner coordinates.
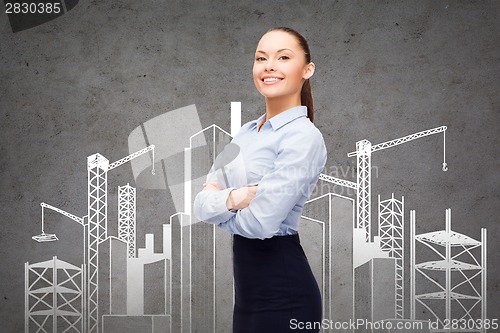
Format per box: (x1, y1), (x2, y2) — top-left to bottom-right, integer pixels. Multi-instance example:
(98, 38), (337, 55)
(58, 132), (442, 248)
(25, 103), (489, 333)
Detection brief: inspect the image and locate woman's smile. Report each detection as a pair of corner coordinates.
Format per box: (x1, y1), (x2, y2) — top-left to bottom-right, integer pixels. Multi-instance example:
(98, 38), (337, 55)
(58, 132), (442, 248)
(262, 76), (284, 85)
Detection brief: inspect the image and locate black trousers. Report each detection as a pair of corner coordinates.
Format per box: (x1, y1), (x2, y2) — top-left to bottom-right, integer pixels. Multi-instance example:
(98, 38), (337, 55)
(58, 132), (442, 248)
(232, 233), (322, 333)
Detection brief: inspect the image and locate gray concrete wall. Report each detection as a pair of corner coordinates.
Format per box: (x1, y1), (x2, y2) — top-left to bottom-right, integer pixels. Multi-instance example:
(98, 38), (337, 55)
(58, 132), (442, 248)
(1, 0), (498, 332)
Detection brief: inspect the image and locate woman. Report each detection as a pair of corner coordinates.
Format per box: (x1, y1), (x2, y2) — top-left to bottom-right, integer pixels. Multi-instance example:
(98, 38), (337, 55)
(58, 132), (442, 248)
(193, 27), (327, 333)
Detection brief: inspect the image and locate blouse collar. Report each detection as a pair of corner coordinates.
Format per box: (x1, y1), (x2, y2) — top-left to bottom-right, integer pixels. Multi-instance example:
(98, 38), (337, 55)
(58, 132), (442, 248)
(251, 105), (308, 131)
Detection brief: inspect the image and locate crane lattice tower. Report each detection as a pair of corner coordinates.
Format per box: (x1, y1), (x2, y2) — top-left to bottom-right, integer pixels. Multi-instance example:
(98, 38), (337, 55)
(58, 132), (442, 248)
(378, 193), (405, 319)
(118, 184), (137, 258)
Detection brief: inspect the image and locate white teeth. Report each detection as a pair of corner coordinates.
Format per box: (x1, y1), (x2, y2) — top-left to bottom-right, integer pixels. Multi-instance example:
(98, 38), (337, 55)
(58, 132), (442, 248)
(264, 77), (280, 82)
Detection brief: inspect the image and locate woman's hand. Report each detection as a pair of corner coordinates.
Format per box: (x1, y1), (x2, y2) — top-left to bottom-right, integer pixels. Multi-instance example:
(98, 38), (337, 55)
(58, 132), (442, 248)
(202, 181), (257, 210)
(202, 181), (221, 191)
(226, 185), (258, 210)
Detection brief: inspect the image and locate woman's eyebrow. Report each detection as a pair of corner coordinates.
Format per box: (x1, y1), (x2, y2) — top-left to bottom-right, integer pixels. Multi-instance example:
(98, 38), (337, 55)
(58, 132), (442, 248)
(256, 48), (294, 54)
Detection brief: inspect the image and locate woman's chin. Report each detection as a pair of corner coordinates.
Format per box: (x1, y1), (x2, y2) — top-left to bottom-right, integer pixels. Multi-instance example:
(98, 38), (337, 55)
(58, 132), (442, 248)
(257, 90), (284, 99)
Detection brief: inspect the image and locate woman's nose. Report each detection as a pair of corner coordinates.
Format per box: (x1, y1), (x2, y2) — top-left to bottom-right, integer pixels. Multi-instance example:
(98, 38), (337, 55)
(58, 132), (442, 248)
(265, 58), (276, 71)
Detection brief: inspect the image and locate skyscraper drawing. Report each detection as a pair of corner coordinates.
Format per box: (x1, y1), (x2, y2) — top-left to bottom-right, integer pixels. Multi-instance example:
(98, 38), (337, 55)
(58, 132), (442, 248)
(189, 124), (233, 333)
(301, 192), (355, 332)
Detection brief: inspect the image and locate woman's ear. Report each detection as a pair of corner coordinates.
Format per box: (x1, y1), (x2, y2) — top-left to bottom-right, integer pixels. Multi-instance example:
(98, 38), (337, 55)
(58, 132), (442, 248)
(303, 62), (315, 80)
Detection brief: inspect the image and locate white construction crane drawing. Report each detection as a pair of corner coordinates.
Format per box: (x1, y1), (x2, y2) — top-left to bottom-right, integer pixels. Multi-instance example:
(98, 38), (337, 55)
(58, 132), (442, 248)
(318, 125), (447, 244)
(347, 125), (447, 242)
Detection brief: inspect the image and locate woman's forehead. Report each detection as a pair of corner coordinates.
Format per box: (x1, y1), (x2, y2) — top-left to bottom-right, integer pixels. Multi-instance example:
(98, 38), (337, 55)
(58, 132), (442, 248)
(256, 31), (300, 53)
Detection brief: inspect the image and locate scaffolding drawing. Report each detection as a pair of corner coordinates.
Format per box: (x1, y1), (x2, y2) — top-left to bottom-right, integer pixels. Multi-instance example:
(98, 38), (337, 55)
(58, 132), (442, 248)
(118, 184), (137, 259)
(410, 208), (487, 332)
(378, 193), (405, 319)
(25, 257), (84, 333)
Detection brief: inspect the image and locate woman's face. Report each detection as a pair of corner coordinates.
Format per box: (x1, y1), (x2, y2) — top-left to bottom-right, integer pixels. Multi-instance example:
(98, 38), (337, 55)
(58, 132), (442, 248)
(253, 30), (313, 100)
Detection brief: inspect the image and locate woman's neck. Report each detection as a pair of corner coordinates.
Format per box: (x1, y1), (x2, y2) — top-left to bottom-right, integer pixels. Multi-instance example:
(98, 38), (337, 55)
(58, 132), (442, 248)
(264, 93), (302, 122)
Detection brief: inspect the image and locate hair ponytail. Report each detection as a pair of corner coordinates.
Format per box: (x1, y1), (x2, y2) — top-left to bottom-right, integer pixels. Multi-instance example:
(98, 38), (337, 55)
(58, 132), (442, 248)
(267, 26), (315, 123)
(301, 79), (314, 123)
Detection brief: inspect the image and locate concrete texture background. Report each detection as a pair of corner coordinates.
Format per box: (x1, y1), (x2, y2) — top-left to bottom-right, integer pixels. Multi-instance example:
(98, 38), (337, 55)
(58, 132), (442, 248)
(0, 0), (498, 331)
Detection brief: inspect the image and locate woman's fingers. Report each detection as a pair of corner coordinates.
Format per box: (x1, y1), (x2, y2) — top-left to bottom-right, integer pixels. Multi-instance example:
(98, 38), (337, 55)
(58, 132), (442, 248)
(247, 186), (258, 196)
(203, 181), (220, 191)
(227, 186), (258, 210)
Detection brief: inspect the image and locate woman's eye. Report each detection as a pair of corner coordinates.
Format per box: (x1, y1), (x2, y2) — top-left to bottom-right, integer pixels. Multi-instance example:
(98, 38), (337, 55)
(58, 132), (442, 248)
(255, 55), (288, 61)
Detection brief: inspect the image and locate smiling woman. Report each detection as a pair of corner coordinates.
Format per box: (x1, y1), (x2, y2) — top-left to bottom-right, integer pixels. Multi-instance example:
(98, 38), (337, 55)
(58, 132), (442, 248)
(193, 27), (327, 333)
(253, 27), (316, 124)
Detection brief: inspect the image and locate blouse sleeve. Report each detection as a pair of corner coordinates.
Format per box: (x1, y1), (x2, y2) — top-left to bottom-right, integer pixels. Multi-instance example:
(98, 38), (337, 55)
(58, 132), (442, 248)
(216, 130), (327, 239)
(192, 166), (238, 225)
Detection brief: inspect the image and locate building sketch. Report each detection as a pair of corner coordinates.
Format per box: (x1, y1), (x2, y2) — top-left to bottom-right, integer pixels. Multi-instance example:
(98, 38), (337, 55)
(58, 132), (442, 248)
(127, 232), (169, 316)
(189, 123), (234, 333)
(25, 103), (489, 333)
(98, 237), (128, 321)
(355, 257), (397, 325)
(103, 229), (170, 333)
(101, 315), (170, 333)
(169, 212), (191, 333)
(301, 193), (355, 333)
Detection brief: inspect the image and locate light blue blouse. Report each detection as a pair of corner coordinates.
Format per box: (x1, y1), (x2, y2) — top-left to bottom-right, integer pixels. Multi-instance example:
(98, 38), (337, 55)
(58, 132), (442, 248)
(193, 105), (328, 239)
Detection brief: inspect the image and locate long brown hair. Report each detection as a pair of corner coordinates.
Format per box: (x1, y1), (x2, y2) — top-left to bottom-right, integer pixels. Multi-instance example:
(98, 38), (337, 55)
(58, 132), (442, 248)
(266, 27), (314, 123)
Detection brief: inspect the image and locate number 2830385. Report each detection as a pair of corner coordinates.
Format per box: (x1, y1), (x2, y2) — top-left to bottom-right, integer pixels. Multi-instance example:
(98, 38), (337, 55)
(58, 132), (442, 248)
(5, 2), (62, 14)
